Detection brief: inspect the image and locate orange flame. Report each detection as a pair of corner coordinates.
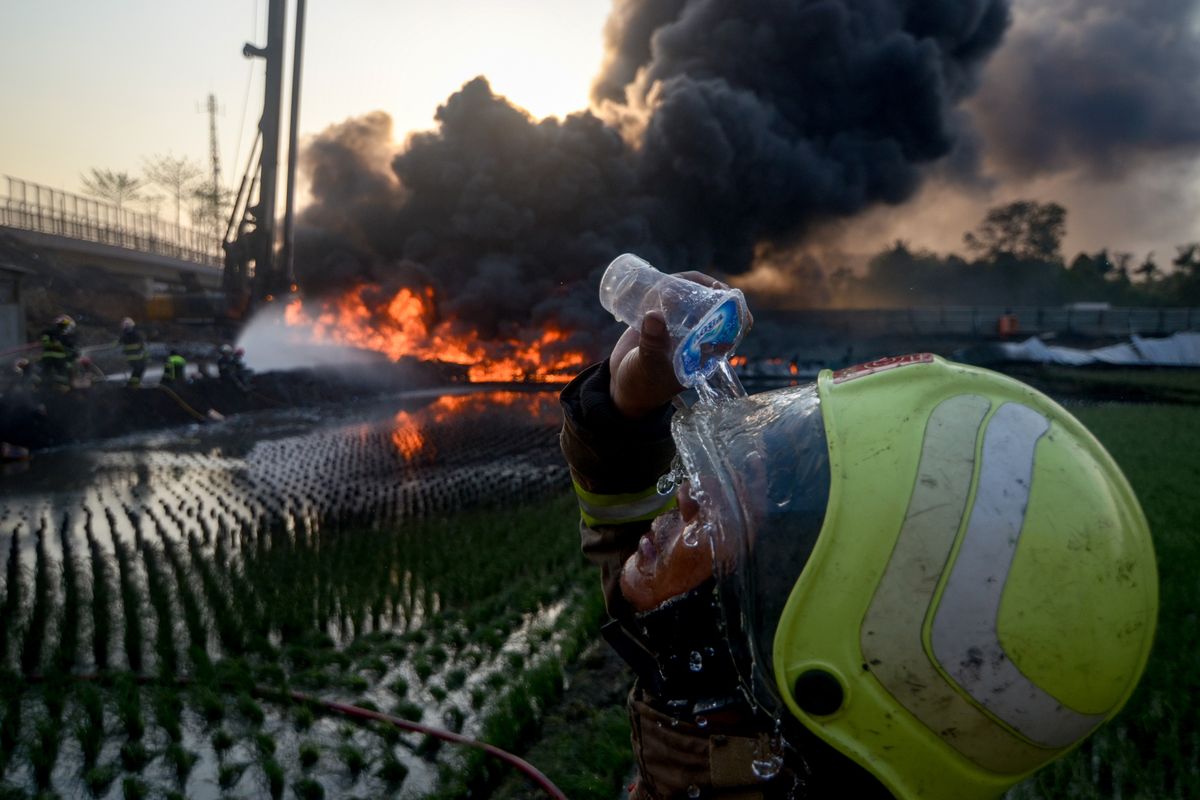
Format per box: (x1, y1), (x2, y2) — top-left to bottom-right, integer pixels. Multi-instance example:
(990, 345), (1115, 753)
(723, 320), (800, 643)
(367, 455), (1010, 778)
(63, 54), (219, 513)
(283, 285), (588, 383)
(390, 390), (560, 460)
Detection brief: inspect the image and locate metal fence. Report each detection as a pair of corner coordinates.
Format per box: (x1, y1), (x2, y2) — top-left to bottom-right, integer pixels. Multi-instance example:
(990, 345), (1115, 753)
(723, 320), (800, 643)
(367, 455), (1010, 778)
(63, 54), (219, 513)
(1, 176), (222, 268)
(763, 306), (1200, 339)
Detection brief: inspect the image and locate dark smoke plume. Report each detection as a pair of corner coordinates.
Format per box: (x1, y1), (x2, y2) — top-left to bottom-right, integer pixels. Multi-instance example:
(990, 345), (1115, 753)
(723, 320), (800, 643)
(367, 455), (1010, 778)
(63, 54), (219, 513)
(297, 0), (1011, 333)
(970, 0), (1200, 179)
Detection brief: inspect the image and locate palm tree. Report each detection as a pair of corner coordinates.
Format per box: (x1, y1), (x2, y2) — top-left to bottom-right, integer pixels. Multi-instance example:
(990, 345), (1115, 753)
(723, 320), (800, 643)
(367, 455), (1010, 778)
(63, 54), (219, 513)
(80, 168), (143, 213)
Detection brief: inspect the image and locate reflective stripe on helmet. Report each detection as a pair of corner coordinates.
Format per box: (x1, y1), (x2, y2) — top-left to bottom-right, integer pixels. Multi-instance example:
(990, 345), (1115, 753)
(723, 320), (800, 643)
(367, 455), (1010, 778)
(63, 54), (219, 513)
(932, 402), (1105, 748)
(863, 397), (1105, 773)
(572, 479), (677, 527)
(860, 394), (1052, 773)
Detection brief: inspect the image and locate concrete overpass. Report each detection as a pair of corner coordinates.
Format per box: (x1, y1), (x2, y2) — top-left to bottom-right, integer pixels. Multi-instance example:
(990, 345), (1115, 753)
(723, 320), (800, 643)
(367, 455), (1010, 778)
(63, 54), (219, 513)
(1, 176), (224, 295)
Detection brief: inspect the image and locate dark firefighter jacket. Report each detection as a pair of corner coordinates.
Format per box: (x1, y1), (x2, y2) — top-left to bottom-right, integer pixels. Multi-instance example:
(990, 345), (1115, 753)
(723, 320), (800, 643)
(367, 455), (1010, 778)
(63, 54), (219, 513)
(559, 360), (894, 800)
(120, 328), (147, 362)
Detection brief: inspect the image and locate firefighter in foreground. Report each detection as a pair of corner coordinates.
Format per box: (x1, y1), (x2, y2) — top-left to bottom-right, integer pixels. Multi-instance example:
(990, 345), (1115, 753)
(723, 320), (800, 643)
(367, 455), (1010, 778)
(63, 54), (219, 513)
(559, 277), (1158, 799)
(119, 317), (147, 388)
(39, 314), (79, 392)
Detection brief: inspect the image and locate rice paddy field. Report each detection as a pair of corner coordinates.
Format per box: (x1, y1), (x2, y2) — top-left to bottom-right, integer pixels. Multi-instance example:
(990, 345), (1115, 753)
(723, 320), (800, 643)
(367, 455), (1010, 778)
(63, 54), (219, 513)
(0, 388), (604, 800)
(0, 369), (1196, 800)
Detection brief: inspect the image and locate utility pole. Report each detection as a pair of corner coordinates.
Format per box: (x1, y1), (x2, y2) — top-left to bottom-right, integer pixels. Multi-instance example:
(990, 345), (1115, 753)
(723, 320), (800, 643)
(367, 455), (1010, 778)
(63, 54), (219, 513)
(204, 93), (223, 241)
(222, 0), (305, 316)
(280, 0), (307, 293)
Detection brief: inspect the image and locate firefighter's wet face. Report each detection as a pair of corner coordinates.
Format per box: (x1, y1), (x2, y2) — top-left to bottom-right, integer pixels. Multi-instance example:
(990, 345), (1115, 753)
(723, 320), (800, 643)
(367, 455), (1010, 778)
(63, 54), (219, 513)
(620, 481), (716, 612)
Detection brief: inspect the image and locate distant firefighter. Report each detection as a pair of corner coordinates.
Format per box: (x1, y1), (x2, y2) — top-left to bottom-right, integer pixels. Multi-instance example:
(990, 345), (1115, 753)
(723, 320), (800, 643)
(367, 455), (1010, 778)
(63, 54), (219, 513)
(161, 349), (187, 386)
(217, 344), (250, 391)
(119, 317), (148, 388)
(39, 314), (78, 392)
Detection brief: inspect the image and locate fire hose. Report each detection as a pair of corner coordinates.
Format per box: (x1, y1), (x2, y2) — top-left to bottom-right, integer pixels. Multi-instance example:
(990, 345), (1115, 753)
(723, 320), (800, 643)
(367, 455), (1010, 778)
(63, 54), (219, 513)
(285, 690), (568, 799)
(22, 673), (568, 799)
(154, 384), (217, 423)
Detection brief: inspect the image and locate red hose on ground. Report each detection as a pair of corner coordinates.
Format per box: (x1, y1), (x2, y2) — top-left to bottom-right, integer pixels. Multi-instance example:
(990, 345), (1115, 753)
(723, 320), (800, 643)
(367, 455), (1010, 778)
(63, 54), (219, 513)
(25, 673), (568, 799)
(288, 689), (569, 800)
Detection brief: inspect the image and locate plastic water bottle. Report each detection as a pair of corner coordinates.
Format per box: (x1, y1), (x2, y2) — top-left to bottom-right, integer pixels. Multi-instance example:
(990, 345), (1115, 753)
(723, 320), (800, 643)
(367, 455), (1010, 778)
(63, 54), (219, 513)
(599, 253), (750, 395)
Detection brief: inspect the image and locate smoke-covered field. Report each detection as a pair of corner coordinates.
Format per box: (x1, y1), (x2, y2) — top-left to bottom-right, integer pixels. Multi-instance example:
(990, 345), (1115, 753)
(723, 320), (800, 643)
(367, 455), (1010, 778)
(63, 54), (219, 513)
(0, 389), (597, 799)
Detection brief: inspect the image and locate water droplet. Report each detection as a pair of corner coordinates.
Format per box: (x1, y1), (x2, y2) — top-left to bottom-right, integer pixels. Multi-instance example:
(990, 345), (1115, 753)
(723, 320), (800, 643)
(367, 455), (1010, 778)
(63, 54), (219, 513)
(751, 755), (783, 780)
(695, 715), (708, 728)
(688, 651), (703, 672)
(687, 785), (701, 798)
(681, 525), (700, 547)
(656, 471), (677, 495)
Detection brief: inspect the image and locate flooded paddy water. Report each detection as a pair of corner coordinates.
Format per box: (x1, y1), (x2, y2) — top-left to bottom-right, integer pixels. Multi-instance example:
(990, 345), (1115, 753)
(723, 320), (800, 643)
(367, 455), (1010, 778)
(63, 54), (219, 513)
(0, 387), (590, 799)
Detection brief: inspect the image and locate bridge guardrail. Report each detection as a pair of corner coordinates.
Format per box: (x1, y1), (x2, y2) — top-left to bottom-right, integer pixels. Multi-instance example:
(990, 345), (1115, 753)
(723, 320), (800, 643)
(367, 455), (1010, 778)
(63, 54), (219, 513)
(1, 176), (223, 268)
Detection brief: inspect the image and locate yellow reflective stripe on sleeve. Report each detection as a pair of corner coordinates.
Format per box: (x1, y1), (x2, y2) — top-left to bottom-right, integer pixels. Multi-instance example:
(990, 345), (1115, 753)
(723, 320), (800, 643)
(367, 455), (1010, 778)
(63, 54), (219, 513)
(572, 478), (677, 527)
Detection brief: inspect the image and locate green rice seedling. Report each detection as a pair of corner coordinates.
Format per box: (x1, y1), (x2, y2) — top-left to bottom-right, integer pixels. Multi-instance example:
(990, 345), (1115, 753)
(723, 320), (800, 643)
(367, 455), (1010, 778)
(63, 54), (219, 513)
(153, 686), (183, 743)
(415, 731), (442, 760)
(293, 667), (331, 690)
(86, 531), (112, 671)
(212, 728), (234, 755)
(292, 777), (325, 800)
(121, 776), (147, 800)
(119, 739), (150, 772)
(165, 742), (197, 785)
(393, 699), (422, 721)
(75, 716), (103, 769)
(54, 515), (81, 674)
(159, 535), (208, 667)
(354, 698), (378, 712)
(84, 763), (119, 795)
(75, 682), (106, 767)
(237, 692), (265, 726)
(485, 672), (506, 691)
(339, 743), (366, 778)
(443, 705), (465, 734)
(505, 651), (526, 672)
(426, 644), (448, 666)
(377, 753), (409, 787)
(341, 673), (369, 693)
(30, 718), (59, 789)
(42, 676), (68, 722)
(218, 761), (247, 790)
(137, 537), (178, 678)
(444, 667), (467, 691)
(111, 535), (143, 673)
(0, 529), (21, 667)
(255, 662), (286, 689)
(114, 674), (144, 740)
(298, 740), (320, 769)
(254, 732), (276, 757)
(469, 686), (487, 711)
(413, 657), (433, 682)
(293, 704), (315, 730)
(191, 684), (224, 724)
(0, 690), (22, 761)
(20, 525), (54, 675)
(164, 793), (185, 800)
(428, 685), (447, 704)
(357, 655), (387, 678)
(263, 757), (285, 799)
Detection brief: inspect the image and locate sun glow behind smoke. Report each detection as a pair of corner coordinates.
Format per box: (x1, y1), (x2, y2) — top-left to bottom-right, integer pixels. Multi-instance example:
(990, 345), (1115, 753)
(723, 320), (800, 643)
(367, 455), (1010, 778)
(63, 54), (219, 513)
(282, 285), (589, 383)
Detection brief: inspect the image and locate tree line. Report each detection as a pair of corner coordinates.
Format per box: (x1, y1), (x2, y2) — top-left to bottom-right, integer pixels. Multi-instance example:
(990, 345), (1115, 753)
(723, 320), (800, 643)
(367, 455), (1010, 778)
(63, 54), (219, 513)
(829, 201), (1200, 307)
(80, 156), (231, 240)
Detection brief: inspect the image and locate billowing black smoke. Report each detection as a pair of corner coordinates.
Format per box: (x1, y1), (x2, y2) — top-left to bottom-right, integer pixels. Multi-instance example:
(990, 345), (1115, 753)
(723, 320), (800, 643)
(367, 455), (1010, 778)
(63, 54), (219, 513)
(970, 0), (1200, 179)
(296, 0), (1011, 338)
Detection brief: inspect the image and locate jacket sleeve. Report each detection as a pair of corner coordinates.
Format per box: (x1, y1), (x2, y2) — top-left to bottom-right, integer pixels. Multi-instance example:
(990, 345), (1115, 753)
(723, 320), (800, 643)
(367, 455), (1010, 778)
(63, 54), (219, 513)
(559, 360), (678, 619)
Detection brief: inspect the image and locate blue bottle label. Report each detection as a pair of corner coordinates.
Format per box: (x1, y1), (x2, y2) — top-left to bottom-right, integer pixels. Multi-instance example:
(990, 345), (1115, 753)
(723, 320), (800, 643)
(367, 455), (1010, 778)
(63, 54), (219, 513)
(677, 297), (742, 382)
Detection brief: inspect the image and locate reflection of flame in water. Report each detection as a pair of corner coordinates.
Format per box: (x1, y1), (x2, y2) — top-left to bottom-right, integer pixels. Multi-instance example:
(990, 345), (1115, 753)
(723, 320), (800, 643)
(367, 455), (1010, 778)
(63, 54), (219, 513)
(391, 391), (560, 461)
(284, 285), (589, 383)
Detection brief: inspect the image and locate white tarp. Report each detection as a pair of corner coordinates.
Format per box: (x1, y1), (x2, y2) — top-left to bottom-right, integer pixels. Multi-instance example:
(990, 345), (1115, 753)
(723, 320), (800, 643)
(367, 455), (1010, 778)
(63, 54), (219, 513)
(994, 332), (1200, 366)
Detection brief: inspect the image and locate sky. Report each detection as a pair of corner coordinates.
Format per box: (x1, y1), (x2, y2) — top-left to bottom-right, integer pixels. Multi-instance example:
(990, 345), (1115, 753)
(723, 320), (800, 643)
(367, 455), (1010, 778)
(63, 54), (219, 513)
(0, 0), (610, 203)
(1, 0), (1198, 264)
